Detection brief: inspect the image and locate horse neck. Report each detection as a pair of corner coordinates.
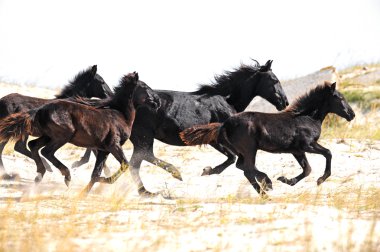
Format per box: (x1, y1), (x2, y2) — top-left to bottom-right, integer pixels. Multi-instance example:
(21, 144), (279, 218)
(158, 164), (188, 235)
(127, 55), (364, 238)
(310, 103), (330, 123)
(228, 75), (260, 112)
(109, 94), (136, 125)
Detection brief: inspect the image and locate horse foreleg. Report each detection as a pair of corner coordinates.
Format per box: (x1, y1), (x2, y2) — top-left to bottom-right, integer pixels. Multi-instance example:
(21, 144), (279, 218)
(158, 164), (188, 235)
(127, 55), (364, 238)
(278, 153), (312, 186)
(243, 169), (268, 197)
(94, 145), (129, 185)
(308, 143), (332, 185)
(80, 150), (109, 196)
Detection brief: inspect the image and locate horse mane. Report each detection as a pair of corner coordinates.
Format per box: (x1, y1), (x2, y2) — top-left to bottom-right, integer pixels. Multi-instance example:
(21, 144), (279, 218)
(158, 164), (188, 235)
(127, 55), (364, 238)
(71, 74), (135, 109)
(285, 82), (331, 115)
(192, 61), (260, 96)
(55, 66), (95, 98)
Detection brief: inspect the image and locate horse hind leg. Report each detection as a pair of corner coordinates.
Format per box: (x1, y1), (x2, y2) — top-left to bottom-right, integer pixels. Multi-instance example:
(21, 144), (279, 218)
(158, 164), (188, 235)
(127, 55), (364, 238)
(40, 140), (71, 187)
(277, 153), (311, 186)
(0, 141), (19, 181)
(128, 147), (160, 197)
(14, 136), (53, 172)
(202, 143), (236, 176)
(28, 136), (51, 183)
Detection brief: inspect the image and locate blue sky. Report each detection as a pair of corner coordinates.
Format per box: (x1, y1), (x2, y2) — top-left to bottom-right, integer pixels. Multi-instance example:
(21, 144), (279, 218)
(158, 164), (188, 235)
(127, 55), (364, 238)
(0, 0), (379, 91)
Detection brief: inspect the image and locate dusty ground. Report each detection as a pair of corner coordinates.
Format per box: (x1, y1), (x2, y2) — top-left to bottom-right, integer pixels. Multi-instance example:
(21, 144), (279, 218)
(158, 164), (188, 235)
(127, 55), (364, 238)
(0, 139), (379, 251)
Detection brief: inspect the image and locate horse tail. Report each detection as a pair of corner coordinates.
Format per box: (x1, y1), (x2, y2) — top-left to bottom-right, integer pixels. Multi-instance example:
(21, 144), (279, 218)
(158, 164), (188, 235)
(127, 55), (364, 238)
(180, 122), (222, 146)
(0, 112), (33, 142)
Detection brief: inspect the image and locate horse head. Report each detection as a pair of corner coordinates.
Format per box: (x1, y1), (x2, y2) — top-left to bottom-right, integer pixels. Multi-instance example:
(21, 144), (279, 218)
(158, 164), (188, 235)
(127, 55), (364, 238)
(254, 60), (289, 111)
(325, 82), (355, 121)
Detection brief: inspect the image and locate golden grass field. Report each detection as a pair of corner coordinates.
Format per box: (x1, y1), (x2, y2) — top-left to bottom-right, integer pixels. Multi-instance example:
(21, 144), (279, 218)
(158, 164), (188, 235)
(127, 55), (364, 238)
(0, 66), (379, 251)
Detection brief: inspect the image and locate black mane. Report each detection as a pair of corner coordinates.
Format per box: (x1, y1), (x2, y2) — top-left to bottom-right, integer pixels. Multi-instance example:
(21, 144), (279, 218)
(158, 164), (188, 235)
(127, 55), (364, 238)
(193, 62), (260, 96)
(72, 74), (135, 109)
(285, 83), (330, 116)
(55, 66), (96, 99)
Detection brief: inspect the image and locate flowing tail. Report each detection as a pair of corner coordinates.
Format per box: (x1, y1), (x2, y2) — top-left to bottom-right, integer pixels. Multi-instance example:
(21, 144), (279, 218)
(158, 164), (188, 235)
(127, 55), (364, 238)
(180, 122), (222, 146)
(0, 112), (32, 142)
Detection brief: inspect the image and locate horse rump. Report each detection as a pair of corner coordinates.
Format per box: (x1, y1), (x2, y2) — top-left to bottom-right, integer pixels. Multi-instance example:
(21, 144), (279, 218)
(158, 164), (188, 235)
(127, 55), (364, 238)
(0, 112), (34, 142)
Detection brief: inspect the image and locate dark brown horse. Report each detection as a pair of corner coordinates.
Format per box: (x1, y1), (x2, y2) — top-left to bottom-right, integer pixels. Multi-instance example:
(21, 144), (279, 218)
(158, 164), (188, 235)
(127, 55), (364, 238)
(0, 72), (159, 193)
(0, 65), (113, 178)
(180, 82), (355, 196)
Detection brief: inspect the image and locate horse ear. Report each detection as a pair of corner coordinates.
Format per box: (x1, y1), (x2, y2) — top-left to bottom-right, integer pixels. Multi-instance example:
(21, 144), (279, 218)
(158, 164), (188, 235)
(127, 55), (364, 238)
(260, 60), (272, 72)
(133, 71), (139, 82)
(90, 65), (97, 76)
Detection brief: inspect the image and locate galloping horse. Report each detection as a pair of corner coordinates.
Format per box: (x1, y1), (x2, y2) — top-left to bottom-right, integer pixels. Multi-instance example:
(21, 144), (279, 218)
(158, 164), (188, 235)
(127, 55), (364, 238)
(0, 72), (159, 193)
(0, 65), (112, 178)
(180, 82), (355, 196)
(127, 60), (288, 196)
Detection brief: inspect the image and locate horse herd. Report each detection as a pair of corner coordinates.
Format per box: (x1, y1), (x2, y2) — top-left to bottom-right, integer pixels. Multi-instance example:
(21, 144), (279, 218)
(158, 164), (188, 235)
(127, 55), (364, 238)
(0, 60), (355, 197)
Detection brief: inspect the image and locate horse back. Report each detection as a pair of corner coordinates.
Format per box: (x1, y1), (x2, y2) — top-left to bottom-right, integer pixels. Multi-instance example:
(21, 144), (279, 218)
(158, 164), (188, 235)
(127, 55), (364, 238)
(0, 93), (49, 119)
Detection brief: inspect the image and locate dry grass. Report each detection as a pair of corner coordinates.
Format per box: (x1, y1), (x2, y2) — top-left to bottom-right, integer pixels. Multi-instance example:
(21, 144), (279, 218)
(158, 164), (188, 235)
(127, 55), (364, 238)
(0, 184), (378, 251)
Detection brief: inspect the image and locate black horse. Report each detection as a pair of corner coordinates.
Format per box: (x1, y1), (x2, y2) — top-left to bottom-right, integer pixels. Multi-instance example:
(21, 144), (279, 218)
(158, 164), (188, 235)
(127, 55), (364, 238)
(0, 72), (160, 190)
(0, 65), (113, 179)
(180, 82), (355, 196)
(124, 60), (288, 196)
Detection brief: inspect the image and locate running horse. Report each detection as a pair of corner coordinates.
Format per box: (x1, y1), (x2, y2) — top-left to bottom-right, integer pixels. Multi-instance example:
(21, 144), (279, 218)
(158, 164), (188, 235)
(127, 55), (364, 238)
(180, 82), (355, 196)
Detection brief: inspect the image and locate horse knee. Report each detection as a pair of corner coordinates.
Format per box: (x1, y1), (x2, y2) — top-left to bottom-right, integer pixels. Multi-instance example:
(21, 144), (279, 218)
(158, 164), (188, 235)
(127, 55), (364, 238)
(28, 141), (36, 150)
(304, 166), (312, 176)
(324, 149), (332, 160)
(236, 155), (244, 169)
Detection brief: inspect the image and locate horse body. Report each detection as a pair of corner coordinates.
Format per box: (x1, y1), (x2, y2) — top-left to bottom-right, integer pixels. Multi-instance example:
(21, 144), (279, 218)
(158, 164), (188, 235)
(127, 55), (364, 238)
(0, 65), (112, 177)
(127, 60), (289, 196)
(181, 82), (355, 196)
(33, 101), (132, 149)
(134, 91), (234, 146)
(225, 112), (322, 154)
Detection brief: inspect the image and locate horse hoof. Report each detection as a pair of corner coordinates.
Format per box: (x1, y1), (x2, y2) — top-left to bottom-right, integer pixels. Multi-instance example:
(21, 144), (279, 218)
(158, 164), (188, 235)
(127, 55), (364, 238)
(201, 167), (213, 176)
(64, 177), (71, 187)
(317, 177), (325, 186)
(71, 161), (82, 169)
(78, 189), (89, 198)
(264, 183), (273, 191)
(1, 172), (20, 181)
(173, 173), (183, 181)
(277, 176), (287, 183)
(138, 187), (158, 198)
(34, 173), (43, 183)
